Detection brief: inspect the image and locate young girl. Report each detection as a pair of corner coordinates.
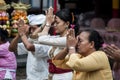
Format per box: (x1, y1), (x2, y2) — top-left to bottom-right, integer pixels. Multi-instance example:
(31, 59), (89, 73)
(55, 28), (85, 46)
(0, 28), (17, 80)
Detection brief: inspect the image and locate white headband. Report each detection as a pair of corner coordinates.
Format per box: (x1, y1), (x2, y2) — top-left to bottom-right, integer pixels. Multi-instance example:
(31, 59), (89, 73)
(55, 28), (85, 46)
(27, 14), (46, 26)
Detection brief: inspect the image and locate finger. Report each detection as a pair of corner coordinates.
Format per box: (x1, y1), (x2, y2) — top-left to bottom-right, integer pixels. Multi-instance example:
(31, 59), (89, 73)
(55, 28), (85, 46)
(45, 10), (48, 15)
(103, 47), (113, 55)
(18, 27), (26, 32)
(18, 29), (25, 33)
(76, 36), (79, 41)
(106, 54), (114, 59)
(76, 36), (79, 43)
(19, 19), (24, 25)
(67, 31), (74, 41)
(68, 29), (71, 34)
(105, 45), (116, 53)
(69, 28), (73, 36)
(67, 30), (70, 40)
(66, 30), (70, 47)
(53, 15), (56, 20)
(107, 54), (114, 60)
(17, 19), (24, 27)
(66, 30), (69, 36)
(71, 29), (75, 38)
(49, 7), (54, 15)
(106, 46), (115, 54)
(111, 44), (119, 50)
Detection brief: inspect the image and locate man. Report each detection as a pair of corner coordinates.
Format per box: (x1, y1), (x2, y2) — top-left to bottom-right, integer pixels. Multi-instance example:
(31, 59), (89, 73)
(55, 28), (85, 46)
(9, 14), (50, 80)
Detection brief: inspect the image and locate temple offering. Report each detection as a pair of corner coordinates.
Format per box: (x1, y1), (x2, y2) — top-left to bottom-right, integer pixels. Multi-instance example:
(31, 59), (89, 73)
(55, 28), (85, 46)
(0, 0), (11, 36)
(11, 2), (31, 37)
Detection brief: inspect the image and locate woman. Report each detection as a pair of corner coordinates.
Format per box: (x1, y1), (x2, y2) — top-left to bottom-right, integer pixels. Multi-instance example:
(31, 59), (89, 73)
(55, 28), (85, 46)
(53, 29), (113, 80)
(0, 28), (17, 80)
(37, 8), (79, 80)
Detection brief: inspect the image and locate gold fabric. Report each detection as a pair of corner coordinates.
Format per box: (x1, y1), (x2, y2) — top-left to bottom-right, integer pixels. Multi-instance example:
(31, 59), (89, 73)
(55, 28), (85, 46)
(11, 2), (31, 10)
(0, 0), (10, 10)
(53, 51), (113, 80)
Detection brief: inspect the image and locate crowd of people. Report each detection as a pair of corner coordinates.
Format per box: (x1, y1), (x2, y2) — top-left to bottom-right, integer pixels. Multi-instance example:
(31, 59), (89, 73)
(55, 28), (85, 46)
(0, 6), (120, 80)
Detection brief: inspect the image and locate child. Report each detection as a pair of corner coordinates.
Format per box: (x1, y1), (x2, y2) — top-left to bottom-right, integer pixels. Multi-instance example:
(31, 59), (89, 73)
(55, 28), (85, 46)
(0, 28), (17, 80)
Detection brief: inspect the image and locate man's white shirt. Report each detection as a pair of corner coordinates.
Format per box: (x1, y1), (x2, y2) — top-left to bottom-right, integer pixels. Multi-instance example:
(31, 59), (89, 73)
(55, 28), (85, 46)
(17, 43), (50, 80)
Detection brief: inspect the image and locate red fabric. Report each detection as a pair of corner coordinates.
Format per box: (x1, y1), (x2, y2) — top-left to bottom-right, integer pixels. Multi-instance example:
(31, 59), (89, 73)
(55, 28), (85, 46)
(54, 0), (57, 13)
(53, 27), (56, 35)
(47, 59), (72, 74)
(112, 9), (119, 18)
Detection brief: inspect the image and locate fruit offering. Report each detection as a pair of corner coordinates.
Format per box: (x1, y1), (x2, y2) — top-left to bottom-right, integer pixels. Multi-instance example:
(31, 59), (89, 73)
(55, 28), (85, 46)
(0, 11), (10, 29)
(0, 0), (11, 37)
(11, 2), (31, 37)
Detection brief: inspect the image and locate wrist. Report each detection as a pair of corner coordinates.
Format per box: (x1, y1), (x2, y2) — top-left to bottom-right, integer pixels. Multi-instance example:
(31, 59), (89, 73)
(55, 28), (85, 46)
(45, 22), (51, 27)
(19, 33), (25, 37)
(30, 34), (38, 39)
(68, 46), (76, 54)
(15, 34), (20, 39)
(64, 48), (69, 54)
(69, 46), (75, 50)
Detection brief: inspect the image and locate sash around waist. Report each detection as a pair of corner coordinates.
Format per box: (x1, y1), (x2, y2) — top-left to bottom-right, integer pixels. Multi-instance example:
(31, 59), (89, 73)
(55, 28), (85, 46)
(48, 59), (72, 74)
(0, 68), (16, 72)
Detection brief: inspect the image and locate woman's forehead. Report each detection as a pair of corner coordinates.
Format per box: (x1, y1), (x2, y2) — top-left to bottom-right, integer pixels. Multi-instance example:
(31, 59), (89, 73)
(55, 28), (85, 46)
(55, 16), (64, 22)
(78, 32), (90, 39)
(55, 16), (60, 20)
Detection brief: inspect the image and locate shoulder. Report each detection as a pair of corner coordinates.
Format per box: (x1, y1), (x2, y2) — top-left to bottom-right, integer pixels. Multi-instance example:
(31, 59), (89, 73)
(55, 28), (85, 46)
(92, 51), (106, 56)
(91, 51), (108, 61)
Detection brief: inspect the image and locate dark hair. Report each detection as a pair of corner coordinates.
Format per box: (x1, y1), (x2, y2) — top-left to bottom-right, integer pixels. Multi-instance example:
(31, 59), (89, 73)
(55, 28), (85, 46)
(0, 28), (8, 42)
(80, 29), (104, 50)
(55, 9), (72, 24)
(55, 9), (79, 36)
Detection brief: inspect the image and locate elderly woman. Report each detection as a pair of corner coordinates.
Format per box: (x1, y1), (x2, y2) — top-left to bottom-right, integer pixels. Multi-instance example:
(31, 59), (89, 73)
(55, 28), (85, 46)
(53, 29), (113, 80)
(0, 28), (17, 80)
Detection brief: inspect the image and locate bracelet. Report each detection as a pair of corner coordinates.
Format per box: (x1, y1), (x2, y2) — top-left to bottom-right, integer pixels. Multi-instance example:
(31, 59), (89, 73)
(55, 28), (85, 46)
(69, 46), (75, 49)
(30, 34), (38, 39)
(45, 23), (51, 27)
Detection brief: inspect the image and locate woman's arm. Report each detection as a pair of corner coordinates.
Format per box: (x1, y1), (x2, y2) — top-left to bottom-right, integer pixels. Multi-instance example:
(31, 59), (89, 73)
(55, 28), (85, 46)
(38, 35), (66, 47)
(66, 51), (108, 72)
(54, 48), (68, 60)
(30, 7), (55, 39)
(48, 29), (77, 59)
(9, 34), (20, 52)
(37, 7), (55, 36)
(30, 26), (43, 39)
(30, 22), (51, 38)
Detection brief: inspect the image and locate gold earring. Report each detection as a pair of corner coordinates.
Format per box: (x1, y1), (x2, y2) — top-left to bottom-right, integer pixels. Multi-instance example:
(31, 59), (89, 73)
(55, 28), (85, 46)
(65, 26), (68, 29)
